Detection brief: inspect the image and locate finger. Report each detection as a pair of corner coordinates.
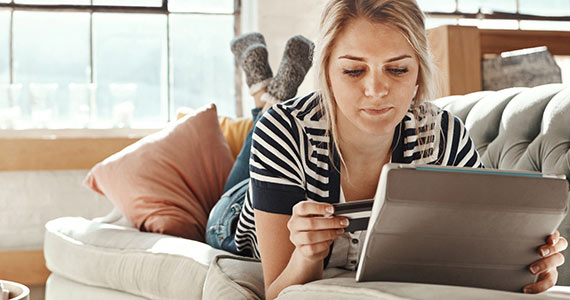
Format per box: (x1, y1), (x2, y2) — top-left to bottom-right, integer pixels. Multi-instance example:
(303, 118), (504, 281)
(293, 201), (334, 217)
(289, 215), (349, 231)
(523, 269), (557, 294)
(539, 237), (569, 257)
(557, 237), (569, 252)
(291, 228), (344, 245)
(298, 240), (334, 258)
(529, 253), (565, 275)
(548, 231), (560, 246)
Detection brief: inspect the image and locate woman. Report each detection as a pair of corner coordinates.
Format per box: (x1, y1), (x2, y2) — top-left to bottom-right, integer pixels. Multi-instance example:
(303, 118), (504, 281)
(224, 1), (567, 298)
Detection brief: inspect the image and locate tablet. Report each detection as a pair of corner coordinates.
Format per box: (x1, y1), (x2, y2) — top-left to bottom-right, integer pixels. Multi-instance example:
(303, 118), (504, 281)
(356, 164), (569, 292)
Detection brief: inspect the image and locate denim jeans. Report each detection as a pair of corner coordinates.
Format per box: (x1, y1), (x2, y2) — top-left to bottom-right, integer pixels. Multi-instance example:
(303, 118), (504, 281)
(205, 107), (262, 256)
(221, 107), (263, 193)
(205, 178), (249, 252)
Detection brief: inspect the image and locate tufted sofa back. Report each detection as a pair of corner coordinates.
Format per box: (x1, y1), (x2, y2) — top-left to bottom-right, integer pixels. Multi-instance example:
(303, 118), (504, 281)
(433, 84), (570, 182)
(433, 83), (570, 284)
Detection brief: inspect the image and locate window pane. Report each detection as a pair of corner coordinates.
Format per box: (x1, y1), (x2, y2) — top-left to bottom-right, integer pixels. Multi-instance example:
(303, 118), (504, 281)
(93, 13), (167, 128)
(0, 11), (12, 129)
(417, 0), (456, 13)
(16, 0), (90, 4)
(0, 11), (9, 83)
(458, 18), (519, 29)
(13, 11), (90, 129)
(458, 0), (516, 13)
(171, 14), (235, 118)
(169, 0), (234, 13)
(519, 20), (570, 31)
(425, 17), (457, 29)
(519, 0), (570, 16)
(93, 0), (162, 7)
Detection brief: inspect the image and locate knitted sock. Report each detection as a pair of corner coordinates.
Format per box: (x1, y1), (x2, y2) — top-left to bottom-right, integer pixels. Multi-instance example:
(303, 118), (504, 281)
(263, 35), (314, 104)
(230, 32), (273, 95)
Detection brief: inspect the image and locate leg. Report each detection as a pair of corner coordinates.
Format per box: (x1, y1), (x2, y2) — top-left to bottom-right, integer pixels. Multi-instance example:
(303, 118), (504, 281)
(221, 89), (266, 193)
(252, 87), (266, 109)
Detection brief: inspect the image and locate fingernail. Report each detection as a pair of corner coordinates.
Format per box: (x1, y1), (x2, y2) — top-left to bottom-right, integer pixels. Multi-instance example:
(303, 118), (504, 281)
(326, 206), (334, 214)
(524, 288), (532, 294)
(337, 228), (344, 234)
(541, 248), (550, 257)
(530, 265), (539, 274)
(340, 219), (349, 226)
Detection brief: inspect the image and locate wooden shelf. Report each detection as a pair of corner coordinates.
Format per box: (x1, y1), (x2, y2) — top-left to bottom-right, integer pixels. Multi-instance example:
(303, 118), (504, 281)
(480, 29), (570, 56)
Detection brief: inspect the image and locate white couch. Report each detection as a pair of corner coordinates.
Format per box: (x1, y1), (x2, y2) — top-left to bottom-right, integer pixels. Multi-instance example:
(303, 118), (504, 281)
(42, 84), (570, 299)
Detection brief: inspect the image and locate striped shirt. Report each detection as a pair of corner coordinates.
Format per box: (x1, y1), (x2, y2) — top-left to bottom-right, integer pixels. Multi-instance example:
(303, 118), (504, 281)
(234, 92), (483, 260)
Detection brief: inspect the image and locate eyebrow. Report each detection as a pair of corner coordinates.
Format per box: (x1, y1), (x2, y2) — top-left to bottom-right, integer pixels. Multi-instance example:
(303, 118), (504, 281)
(338, 54), (412, 63)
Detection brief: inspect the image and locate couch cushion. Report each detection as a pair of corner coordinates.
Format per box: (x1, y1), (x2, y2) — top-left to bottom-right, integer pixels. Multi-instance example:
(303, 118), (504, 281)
(278, 279), (570, 300)
(46, 273), (147, 300)
(206, 255), (570, 300)
(203, 255), (264, 300)
(44, 217), (227, 300)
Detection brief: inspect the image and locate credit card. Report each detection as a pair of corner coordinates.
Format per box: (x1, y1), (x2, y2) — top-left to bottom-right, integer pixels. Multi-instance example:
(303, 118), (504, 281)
(333, 199), (373, 232)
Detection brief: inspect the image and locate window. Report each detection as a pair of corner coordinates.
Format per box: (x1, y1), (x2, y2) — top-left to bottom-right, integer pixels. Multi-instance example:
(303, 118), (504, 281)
(13, 11), (90, 128)
(0, 11), (9, 83)
(419, 0), (570, 30)
(93, 13), (167, 127)
(0, 0), (237, 129)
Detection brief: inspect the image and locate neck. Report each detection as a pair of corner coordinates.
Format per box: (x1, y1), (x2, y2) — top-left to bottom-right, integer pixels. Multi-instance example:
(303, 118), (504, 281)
(335, 110), (394, 168)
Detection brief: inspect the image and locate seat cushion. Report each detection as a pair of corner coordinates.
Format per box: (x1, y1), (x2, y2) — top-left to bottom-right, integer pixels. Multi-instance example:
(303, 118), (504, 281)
(278, 280), (570, 300)
(206, 254), (570, 300)
(46, 274), (147, 300)
(44, 217), (227, 300)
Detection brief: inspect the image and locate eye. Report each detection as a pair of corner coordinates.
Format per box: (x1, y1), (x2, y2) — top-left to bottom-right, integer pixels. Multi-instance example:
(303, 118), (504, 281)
(388, 68), (408, 75)
(343, 69), (364, 78)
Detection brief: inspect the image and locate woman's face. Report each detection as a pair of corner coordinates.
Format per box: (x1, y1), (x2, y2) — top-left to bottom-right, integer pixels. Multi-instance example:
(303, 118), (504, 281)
(328, 18), (420, 137)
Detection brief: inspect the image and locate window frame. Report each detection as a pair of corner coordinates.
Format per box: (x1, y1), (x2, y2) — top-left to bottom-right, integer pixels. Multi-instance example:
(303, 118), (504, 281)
(0, 0), (243, 129)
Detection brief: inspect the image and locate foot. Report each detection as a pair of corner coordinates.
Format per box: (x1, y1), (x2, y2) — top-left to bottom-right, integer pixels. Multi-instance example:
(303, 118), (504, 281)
(231, 32), (273, 95)
(264, 35), (314, 103)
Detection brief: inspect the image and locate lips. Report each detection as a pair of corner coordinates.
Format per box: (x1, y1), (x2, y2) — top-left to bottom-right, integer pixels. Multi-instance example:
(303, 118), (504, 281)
(361, 107), (393, 115)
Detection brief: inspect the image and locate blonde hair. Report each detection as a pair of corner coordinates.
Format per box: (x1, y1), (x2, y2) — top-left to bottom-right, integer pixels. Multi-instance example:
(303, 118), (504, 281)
(315, 0), (437, 171)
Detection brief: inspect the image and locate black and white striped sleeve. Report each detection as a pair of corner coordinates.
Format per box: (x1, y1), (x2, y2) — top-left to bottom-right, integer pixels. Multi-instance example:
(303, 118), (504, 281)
(249, 106), (307, 215)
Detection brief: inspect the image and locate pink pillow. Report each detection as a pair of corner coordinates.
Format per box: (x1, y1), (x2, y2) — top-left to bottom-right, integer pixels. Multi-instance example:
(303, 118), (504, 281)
(84, 104), (235, 242)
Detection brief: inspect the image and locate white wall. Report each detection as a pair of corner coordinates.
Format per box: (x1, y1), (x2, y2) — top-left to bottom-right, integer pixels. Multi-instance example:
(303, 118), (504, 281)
(240, 0), (328, 113)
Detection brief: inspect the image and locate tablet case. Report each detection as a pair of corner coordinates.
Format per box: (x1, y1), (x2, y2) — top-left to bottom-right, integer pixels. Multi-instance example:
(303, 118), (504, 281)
(356, 164), (569, 292)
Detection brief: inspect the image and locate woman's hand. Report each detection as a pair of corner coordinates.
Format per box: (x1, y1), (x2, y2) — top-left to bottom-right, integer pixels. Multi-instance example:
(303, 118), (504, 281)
(523, 230), (568, 293)
(287, 201), (349, 262)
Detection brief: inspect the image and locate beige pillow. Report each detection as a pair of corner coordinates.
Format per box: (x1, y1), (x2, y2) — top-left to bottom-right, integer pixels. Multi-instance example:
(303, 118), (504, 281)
(84, 104), (235, 242)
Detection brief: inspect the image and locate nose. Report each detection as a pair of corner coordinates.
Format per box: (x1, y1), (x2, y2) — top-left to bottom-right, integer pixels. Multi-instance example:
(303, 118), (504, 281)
(363, 69), (389, 98)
